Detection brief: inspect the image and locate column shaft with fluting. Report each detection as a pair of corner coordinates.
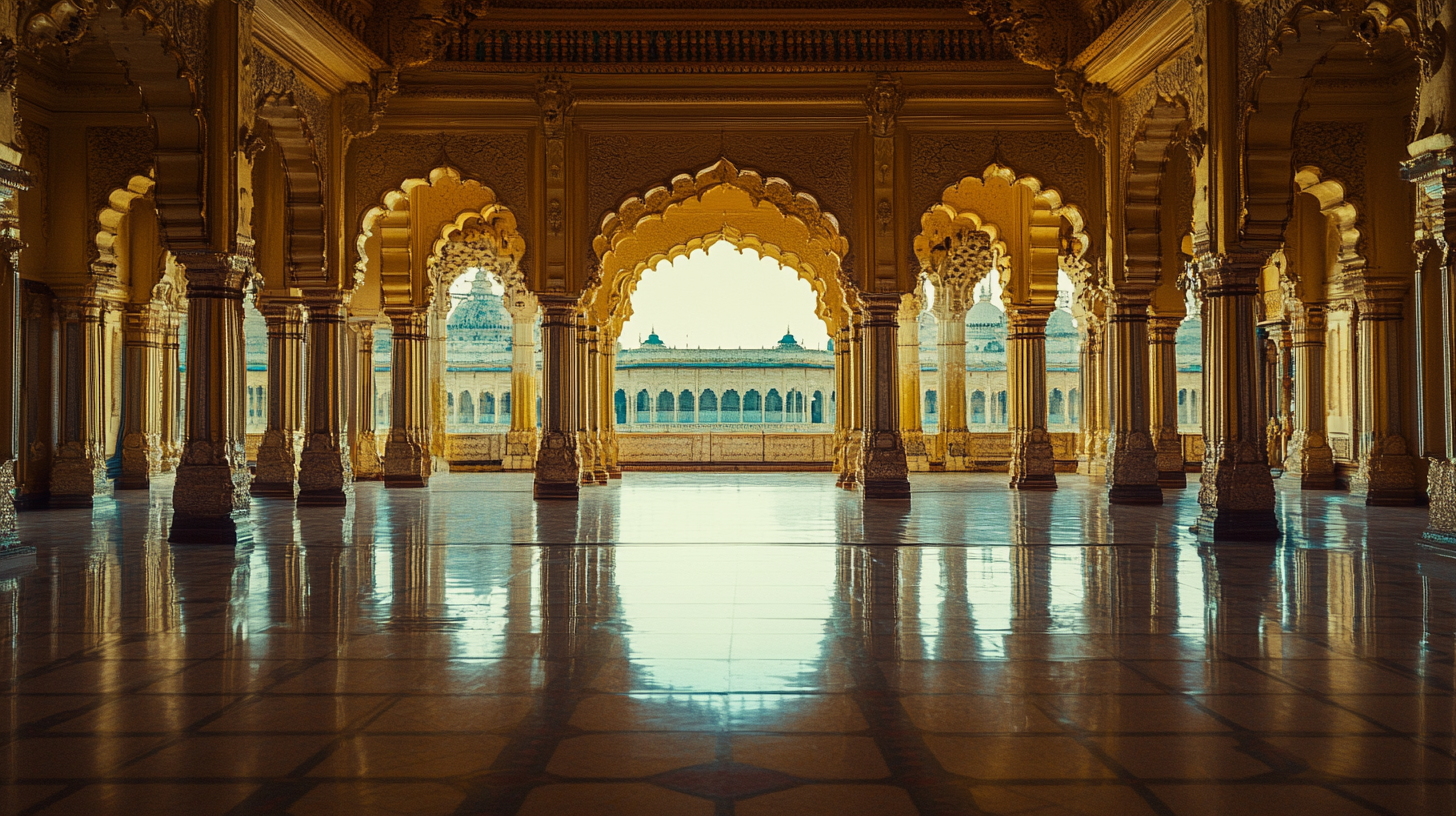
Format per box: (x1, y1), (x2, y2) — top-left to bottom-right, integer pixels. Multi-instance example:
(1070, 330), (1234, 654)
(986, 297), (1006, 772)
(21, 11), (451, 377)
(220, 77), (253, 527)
(1008, 308), (1057, 489)
(350, 320), (383, 480)
(117, 304), (167, 490)
(1281, 306), (1337, 489)
(1195, 254), (1279, 541)
(1105, 295), (1161, 504)
(169, 260), (252, 544)
(297, 299), (351, 505)
(1148, 316), (1186, 488)
(934, 306), (970, 470)
(833, 327), (852, 485)
(860, 294), (910, 499)
(601, 333), (621, 478)
(897, 292), (928, 471)
(251, 300), (305, 497)
(506, 293), (539, 470)
(383, 310), (432, 488)
(1078, 319), (1108, 477)
(0, 229), (21, 549)
(1349, 283), (1421, 505)
(52, 296), (115, 508)
(534, 295), (580, 499)
(576, 316), (599, 486)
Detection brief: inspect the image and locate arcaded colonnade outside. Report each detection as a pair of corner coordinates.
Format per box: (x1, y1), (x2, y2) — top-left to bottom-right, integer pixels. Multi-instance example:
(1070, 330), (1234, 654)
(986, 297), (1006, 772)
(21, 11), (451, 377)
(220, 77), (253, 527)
(0, 0), (1454, 551)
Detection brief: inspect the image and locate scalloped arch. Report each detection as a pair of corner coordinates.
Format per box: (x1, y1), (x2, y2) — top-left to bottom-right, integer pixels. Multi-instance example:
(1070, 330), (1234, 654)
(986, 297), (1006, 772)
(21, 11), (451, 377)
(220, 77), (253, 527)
(1293, 166), (1363, 270)
(255, 94), (328, 288)
(94, 174), (155, 274)
(1124, 97), (1191, 285)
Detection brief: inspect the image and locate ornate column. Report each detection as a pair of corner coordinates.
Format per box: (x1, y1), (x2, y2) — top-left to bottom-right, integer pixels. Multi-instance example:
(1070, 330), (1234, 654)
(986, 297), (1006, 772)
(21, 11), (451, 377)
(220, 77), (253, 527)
(1105, 293), (1161, 504)
(1349, 281), (1421, 505)
(0, 211), (32, 559)
(601, 330), (621, 478)
(169, 259), (253, 544)
(350, 319), (383, 480)
(1281, 305), (1338, 489)
(297, 298), (351, 505)
(505, 289), (539, 471)
(932, 300), (970, 471)
(841, 321), (864, 487)
(159, 308), (183, 472)
(1148, 315), (1186, 488)
(860, 294), (911, 499)
(428, 306), (448, 471)
(51, 295), (115, 508)
(117, 304), (168, 490)
(249, 299), (305, 497)
(383, 310), (432, 488)
(897, 291), (928, 471)
(1007, 307), (1057, 490)
(575, 315), (597, 485)
(1077, 316), (1109, 477)
(535, 295), (580, 499)
(1195, 254), (1279, 541)
(833, 326), (853, 485)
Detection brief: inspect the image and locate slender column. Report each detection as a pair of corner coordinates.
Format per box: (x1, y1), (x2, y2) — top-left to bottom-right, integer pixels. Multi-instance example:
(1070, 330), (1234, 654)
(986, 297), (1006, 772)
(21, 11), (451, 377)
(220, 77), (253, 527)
(601, 334), (621, 478)
(0, 222), (30, 558)
(833, 327), (852, 485)
(158, 310), (182, 473)
(897, 292), (928, 471)
(297, 298), (351, 505)
(505, 291), (539, 470)
(1281, 306), (1338, 488)
(350, 320), (383, 480)
(428, 307), (448, 471)
(117, 304), (167, 489)
(169, 260), (252, 544)
(860, 294), (910, 499)
(934, 304), (970, 470)
(1196, 254), (1279, 541)
(383, 310), (432, 488)
(841, 322), (863, 487)
(1008, 308), (1057, 490)
(535, 296), (580, 499)
(1148, 316), (1186, 488)
(575, 316), (597, 486)
(588, 322), (607, 483)
(250, 300), (305, 497)
(1078, 318), (1109, 477)
(1105, 295), (1161, 504)
(1349, 282), (1421, 505)
(51, 296), (114, 508)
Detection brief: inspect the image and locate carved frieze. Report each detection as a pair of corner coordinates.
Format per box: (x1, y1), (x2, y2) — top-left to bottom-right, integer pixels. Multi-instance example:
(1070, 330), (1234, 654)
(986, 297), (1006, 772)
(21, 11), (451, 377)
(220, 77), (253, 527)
(86, 126), (154, 256)
(251, 47), (331, 186)
(1118, 50), (1203, 169)
(1293, 120), (1367, 206)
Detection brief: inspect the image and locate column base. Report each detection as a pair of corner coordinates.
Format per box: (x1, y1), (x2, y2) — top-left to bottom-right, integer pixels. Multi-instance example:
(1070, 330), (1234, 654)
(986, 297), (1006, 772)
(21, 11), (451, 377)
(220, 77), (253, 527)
(534, 479), (580, 500)
(383, 476), (428, 489)
(249, 481), (297, 498)
(297, 488), (348, 507)
(0, 546), (37, 575)
(1010, 473), (1058, 490)
(168, 511), (254, 545)
(1157, 471), (1187, 489)
(1109, 484), (1163, 505)
(1195, 508), (1281, 542)
(863, 477), (911, 500)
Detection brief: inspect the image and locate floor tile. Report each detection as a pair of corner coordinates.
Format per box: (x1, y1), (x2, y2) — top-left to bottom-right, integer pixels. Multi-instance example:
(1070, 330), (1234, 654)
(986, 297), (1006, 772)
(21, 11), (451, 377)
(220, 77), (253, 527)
(736, 784), (919, 815)
(308, 735), (510, 778)
(33, 783), (256, 816)
(516, 783), (715, 816)
(730, 735), (890, 779)
(922, 735), (1116, 780)
(545, 733), (717, 778)
(288, 781), (467, 815)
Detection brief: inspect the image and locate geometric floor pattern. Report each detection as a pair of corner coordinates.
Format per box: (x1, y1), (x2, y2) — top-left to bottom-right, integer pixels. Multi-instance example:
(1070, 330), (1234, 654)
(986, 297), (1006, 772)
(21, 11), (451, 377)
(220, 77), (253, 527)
(1, 473), (1451, 814)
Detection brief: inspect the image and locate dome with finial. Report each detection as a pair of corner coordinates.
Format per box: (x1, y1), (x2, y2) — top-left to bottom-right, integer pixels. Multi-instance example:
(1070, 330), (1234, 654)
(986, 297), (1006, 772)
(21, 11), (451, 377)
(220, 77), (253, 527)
(642, 328), (666, 347)
(776, 327), (803, 350)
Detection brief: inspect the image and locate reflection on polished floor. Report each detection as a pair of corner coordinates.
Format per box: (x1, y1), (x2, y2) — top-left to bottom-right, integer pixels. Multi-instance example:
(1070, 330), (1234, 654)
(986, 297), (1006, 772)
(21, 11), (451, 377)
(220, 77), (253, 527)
(1, 473), (1452, 815)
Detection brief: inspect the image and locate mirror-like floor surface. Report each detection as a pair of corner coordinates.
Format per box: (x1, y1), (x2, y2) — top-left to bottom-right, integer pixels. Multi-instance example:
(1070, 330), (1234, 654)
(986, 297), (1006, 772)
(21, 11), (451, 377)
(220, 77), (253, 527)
(1, 473), (1451, 815)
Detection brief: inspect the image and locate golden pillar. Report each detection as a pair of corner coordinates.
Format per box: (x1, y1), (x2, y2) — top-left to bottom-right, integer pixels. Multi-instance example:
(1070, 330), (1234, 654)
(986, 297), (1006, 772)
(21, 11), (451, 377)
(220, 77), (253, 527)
(158, 309), (183, 473)
(601, 330), (621, 478)
(833, 326), (852, 485)
(1105, 294), (1162, 504)
(1007, 307), (1057, 490)
(1148, 315), (1186, 488)
(1349, 281), (1421, 505)
(577, 318), (604, 485)
(1077, 315), (1109, 477)
(383, 310), (432, 488)
(838, 322), (864, 488)
(535, 295), (580, 499)
(1195, 254), (1279, 541)
(17, 285), (55, 508)
(1281, 305), (1338, 489)
(297, 298), (351, 505)
(169, 260), (252, 544)
(897, 291), (928, 471)
(117, 304), (168, 490)
(428, 307), (449, 472)
(0, 216), (31, 560)
(859, 294), (911, 500)
(350, 320), (383, 480)
(504, 290), (539, 471)
(932, 302), (970, 470)
(52, 295), (115, 508)
(250, 299), (305, 498)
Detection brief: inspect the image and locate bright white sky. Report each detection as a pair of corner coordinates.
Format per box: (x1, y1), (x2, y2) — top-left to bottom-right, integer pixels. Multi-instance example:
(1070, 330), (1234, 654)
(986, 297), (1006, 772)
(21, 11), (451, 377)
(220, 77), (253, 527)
(620, 242), (832, 350)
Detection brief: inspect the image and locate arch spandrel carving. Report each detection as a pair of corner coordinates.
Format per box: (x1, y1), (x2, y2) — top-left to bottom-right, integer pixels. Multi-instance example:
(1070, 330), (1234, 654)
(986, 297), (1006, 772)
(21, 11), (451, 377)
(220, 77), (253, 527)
(1122, 97), (1192, 291)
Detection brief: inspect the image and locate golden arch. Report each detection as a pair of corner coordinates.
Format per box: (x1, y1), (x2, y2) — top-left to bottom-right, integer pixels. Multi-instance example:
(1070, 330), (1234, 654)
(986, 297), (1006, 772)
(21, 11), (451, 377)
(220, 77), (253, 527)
(254, 94), (327, 287)
(94, 173), (155, 275)
(1124, 97), (1191, 284)
(588, 158), (854, 337)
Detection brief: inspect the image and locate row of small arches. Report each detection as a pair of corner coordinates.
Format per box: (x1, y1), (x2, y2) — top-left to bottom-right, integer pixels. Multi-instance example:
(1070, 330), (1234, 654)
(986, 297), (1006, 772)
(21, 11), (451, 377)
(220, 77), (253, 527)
(923, 388), (1083, 425)
(614, 388), (830, 425)
(447, 391), (513, 424)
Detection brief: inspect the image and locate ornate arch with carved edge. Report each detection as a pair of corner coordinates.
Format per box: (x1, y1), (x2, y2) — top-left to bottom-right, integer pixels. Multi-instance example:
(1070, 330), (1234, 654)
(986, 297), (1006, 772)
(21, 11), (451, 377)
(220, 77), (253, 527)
(916, 163), (1087, 310)
(914, 205), (1006, 314)
(586, 159), (855, 339)
(94, 174), (189, 306)
(424, 207), (528, 314)
(1293, 166), (1363, 274)
(1124, 97), (1192, 287)
(254, 95), (328, 289)
(355, 166), (522, 313)
(27, 2), (210, 251)
(95, 173), (156, 276)
(1240, 1), (1417, 250)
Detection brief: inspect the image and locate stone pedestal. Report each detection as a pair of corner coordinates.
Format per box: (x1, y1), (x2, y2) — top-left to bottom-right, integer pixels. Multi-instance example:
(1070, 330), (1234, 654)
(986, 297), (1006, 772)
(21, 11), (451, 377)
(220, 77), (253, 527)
(534, 296), (580, 500)
(250, 301), (304, 498)
(170, 259), (253, 545)
(1105, 296), (1162, 504)
(1008, 308), (1057, 490)
(1195, 255), (1279, 542)
(297, 299), (351, 506)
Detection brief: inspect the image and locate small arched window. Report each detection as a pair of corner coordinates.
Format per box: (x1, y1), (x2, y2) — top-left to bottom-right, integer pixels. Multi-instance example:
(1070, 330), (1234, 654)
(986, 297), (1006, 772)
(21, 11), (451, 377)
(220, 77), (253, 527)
(481, 392), (496, 422)
(700, 389), (718, 422)
(501, 391), (512, 420)
(614, 389), (627, 426)
(811, 390), (824, 424)
(460, 391), (475, 424)
(657, 390), (674, 414)
(970, 390), (986, 424)
(1069, 388), (1081, 424)
(678, 389), (695, 422)
(765, 388), (784, 413)
(722, 389), (741, 422)
(1049, 388), (1064, 424)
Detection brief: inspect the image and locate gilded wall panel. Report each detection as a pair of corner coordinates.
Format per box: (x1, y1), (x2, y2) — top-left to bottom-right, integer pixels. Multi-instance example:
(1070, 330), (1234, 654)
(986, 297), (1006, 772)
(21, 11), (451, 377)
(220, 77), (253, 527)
(909, 131), (1091, 222)
(1292, 121), (1367, 206)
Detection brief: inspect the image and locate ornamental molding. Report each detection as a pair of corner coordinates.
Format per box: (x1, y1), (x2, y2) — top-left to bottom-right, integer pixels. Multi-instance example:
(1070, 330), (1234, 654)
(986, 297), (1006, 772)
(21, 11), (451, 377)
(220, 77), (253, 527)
(1118, 48), (1203, 169)
(908, 130), (1091, 222)
(251, 46), (332, 187)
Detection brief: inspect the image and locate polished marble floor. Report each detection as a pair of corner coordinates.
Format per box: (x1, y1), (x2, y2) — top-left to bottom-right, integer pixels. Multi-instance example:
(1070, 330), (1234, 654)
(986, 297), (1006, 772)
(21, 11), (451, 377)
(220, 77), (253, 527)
(1, 473), (1452, 814)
